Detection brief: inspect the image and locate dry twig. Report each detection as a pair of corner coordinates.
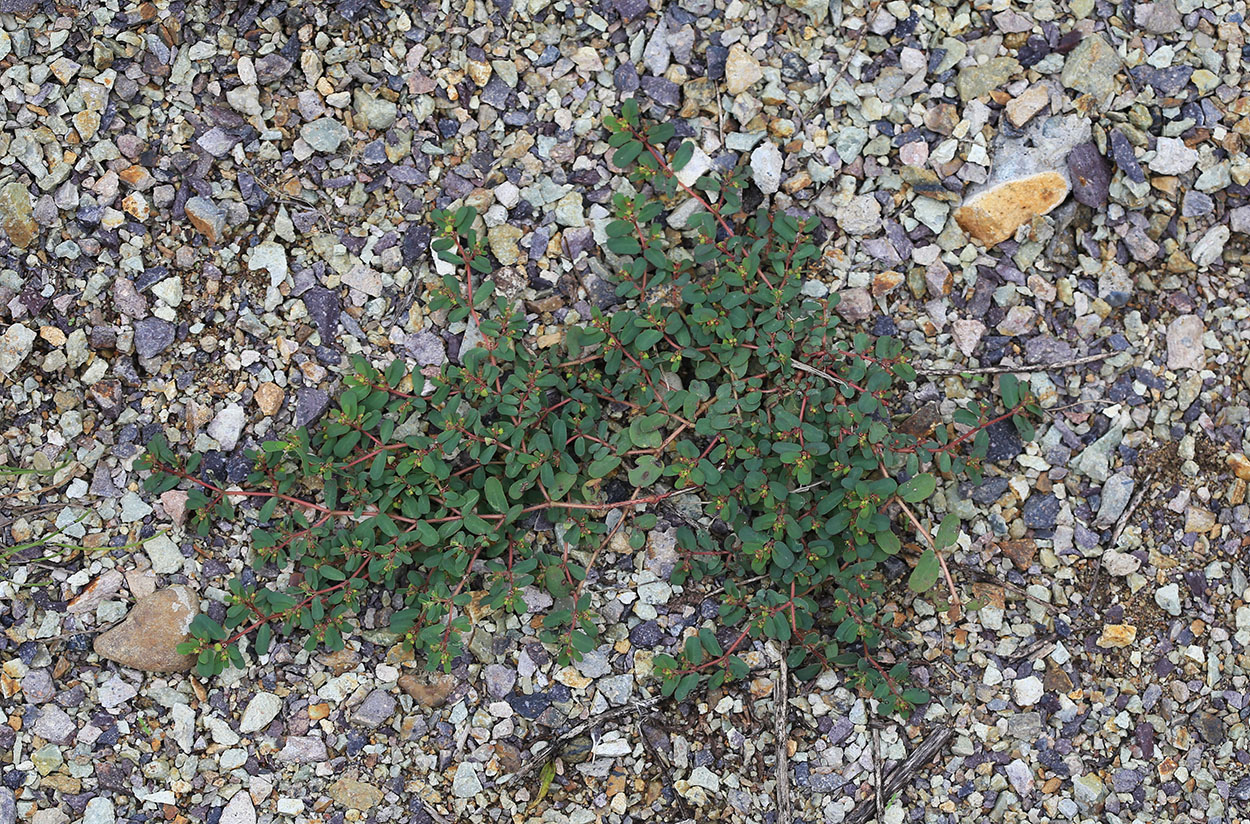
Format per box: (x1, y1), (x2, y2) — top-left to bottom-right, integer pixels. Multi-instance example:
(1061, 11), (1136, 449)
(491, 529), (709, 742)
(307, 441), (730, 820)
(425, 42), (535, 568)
(915, 351), (1116, 377)
(500, 696), (664, 786)
(846, 725), (954, 824)
(872, 726), (884, 822)
(775, 644), (792, 824)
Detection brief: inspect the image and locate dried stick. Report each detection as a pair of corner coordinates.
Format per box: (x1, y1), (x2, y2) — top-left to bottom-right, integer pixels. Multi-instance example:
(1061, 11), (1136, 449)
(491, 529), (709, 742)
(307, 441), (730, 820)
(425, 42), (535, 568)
(793, 358), (851, 389)
(775, 644), (792, 824)
(499, 696), (664, 786)
(872, 726), (884, 822)
(915, 351), (1115, 377)
(845, 725), (954, 824)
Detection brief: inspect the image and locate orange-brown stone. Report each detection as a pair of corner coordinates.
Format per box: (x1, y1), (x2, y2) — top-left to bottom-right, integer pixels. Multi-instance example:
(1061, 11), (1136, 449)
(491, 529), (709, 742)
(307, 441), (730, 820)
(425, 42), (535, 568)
(954, 171), (1070, 247)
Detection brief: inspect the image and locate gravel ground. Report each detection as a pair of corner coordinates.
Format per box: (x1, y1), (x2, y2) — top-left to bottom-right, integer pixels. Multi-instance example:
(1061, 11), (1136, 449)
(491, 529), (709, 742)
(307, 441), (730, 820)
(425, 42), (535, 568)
(2, 0), (1250, 822)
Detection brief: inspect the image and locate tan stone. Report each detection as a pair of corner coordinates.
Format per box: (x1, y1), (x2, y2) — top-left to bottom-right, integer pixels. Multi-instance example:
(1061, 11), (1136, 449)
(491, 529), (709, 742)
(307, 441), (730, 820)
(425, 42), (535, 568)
(328, 777), (383, 811)
(160, 490), (189, 526)
(555, 666), (592, 689)
(73, 110), (101, 141)
(185, 196), (226, 244)
(93, 586), (199, 672)
(871, 270), (904, 296)
(954, 172), (1070, 247)
(1184, 506), (1216, 533)
(725, 45), (763, 95)
(0, 182), (38, 249)
(255, 382), (285, 416)
(1097, 623), (1137, 648)
(398, 672), (456, 707)
(1228, 453), (1250, 481)
(39, 326), (67, 346)
(121, 192), (149, 221)
(998, 539), (1037, 571)
(1006, 85), (1051, 128)
(466, 60), (491, 86)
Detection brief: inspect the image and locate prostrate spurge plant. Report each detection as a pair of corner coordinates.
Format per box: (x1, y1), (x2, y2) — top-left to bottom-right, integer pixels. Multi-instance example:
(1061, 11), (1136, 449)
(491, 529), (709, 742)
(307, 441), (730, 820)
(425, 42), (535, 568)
(141, 100), (1039, 715)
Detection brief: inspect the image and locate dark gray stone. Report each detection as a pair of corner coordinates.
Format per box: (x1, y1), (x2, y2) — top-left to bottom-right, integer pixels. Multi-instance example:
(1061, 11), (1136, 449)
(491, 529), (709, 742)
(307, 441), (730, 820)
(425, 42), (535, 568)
(133, 318), (174, 359)
(350, 689), (397, 729)
(1022, 494), (1061, 529)
(985, 419), (1023, 462)
(294, 388), (331, 429)
(506, 691), (552, 719)
(302, 288), (341, 341)
(1109, 131), (1145, 183)
(971, 477), (1010, 505)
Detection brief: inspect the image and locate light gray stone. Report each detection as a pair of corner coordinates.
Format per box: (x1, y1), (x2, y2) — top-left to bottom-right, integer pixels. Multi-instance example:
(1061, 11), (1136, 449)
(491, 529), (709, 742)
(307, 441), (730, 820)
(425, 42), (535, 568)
(1154, 582), (1181, 616)
(240, 692), (283, 734)
(82, 798), (114, 824)
(750, 142), (783, 195)
(452, 762), (483, 798)
(1095, 473), (1134, 527)
(0, 324), (36, 374)
(301, 117), (349, 153)
(220, 790), (256, 824)
(208, 403), (246, 451)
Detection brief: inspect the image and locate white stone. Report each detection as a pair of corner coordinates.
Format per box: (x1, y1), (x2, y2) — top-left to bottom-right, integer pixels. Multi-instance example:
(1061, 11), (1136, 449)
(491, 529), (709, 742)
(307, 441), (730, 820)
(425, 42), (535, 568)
(688, 765), (721, 792)
(1013, 675), (1044, 706)
(0, 323), (36, 374)
(674, 146), (713, 189)
(220, 790), (257, 824)
(151, 277), (183, 308)
(1154, 582), (1182, 616)
(1148, 137), (1198, 175)
(750, 142), (783, 195)
(248, 241), (289, 286)
(239, 692), (283, 734)
(170, 703), (196, 753)
(208, 403), (246, 451)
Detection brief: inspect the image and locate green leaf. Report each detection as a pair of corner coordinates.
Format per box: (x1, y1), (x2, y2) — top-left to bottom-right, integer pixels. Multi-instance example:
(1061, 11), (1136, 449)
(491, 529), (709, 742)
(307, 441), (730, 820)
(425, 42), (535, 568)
(256, 623), (273, 657)
(621, 97), (639, 126)
(606, 236), (641, 255)
(876, 530), (901, 555)
(698, 627), (722, 657)
(999, 374), (1020, 408)
(935, 512), (960, 549)
(683, 634), (704, 666)
(191, 614), (227, 642)
(627, 457), (663, 487)
(1013, 413), (1036, 442)
(673, 672), (699, 701)
(485, 477), (506, 512)
(902, 687), (930, 704)
(634, 328), (663, 349)
(898, 473), (935, 503)
(629, 418), (663, 450)
(612, 140), (643, 168)
(908, 549), (941, 593)
(587, 455), (621, 478)
(671, 141), (695, 171)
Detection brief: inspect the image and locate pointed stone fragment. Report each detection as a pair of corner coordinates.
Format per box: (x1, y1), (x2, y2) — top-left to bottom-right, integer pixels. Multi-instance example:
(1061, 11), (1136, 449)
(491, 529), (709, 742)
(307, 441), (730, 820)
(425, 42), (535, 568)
(954, 172), (1069, 247)
(94, 586), (199, 672)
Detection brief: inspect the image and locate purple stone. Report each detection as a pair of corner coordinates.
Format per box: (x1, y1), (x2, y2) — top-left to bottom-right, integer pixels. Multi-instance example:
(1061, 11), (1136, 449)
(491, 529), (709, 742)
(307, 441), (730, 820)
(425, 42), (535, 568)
(1067, 142), (1110, 208)
(1110, 131), (1145, 183)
